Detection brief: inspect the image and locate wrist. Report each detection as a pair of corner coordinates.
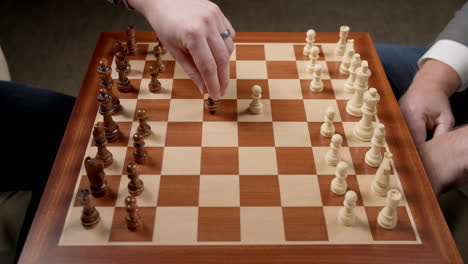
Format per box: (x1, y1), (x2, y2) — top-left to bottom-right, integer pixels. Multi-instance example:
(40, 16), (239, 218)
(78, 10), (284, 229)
(413, 59), (461, 97)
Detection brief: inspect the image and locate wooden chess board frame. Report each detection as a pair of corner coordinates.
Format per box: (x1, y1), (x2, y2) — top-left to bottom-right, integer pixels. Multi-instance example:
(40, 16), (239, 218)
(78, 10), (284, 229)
(18, 32), (462, 263)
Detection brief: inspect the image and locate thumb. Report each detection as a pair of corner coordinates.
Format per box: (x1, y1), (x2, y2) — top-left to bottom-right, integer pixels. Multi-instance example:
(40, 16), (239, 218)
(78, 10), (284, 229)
(404, 114), (427, 146)
(433, 110), (455, 138)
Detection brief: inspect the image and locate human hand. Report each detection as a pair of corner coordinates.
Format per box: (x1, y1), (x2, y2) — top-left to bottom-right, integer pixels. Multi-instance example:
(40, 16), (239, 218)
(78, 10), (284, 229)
(130, 0), (236, 100)
(419, 126), (468, 195)
(398, 59), (460, 146)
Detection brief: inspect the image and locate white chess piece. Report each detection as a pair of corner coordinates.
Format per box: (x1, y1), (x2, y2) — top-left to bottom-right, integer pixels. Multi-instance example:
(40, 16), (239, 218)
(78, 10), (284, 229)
(344, 53), (361, 93)
(371, 152), (393, 197)
(326, 134), (343, 166)
(365, 124), (386, 167)
(346, 60), (372, 117)
(320, 107), (336, 137)
(353, 88), (380, 141)
(249, 85), (263, 115)
(309, 64), (324, 92)
(377, 189), (402, 229)
(338, 190), (358, 226)
(339, 40), (355, 75)
(331, 161), (349, 195)
(303, 29), (316, 56)
(306, 46), (320, 73)
(335, 25), (350, 56)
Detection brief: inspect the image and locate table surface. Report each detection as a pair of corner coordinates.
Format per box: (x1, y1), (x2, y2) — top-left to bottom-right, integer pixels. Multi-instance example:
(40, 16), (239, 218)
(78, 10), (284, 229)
(18, 32), (462, 264)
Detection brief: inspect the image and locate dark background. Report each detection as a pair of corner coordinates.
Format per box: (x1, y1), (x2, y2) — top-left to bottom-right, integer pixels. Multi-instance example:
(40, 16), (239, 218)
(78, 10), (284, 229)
(0, 0), (465, 96)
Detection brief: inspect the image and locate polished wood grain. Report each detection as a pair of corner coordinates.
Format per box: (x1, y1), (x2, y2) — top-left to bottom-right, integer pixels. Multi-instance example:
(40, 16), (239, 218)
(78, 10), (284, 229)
(18, 32), (462, 264)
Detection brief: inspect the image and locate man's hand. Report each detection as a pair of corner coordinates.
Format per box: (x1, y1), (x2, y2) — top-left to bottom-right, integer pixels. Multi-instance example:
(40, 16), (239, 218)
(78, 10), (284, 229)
(398, 59), (461, 146)
(129, 0), (236, 100)
(419, 126), (468, 195)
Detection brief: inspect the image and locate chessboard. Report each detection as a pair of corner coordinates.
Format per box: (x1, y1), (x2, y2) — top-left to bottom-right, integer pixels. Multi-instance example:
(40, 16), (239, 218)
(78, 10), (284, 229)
(19, 31), (461, 263)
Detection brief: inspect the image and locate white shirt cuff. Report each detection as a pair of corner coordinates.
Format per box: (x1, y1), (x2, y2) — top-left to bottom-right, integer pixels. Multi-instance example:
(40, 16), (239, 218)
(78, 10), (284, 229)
(418, 39), (468, 92)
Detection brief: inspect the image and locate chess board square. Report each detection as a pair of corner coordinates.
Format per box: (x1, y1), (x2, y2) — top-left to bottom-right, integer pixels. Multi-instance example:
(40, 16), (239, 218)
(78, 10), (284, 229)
(296, 61), (330, 80)
(271, 100), (306, 121)
(282, 207), (328, 241)
(161, 147), (201, 175)
(342, 122), (375, 147)
(174, 62), (190, 79)
(237, 79), (269, 99)
(300, 79), (336, 99)
(264, 43), (295, 61)
(349, 147), (383, 175)
(365, 206), (416, 241)
(115, 175), (160, 207)
(238, 122), (275, 147)
(74, 175), (121, 207)
(123, 147), (164, 174)
(153, 207), (198, 242)
(293, 44), (325, 61)
(240, 175), (281, 206)
(323, 206), (373, 244)
(357, 175), (406, 207)
(203, 99), (237, 122)
(129, 44), (149, 60)
(95, 99), (136, 122)
(278, 175), (322, 206)
(198, 207), (241, 241)
(222, 79), (237, 99)
(129, 122), (167, 147)
(331, 79), (353, 100)
(236, 61), (268, 79)
(199, 175), (240, 206)
(168, 99), (204, 122)
(146, 43), (175, 61)
(320, 43), (342, 61)
(303, 99), (342, 122)
(59, 207), (113, 245)
(240, 207), (285, 242)
(273, 122), (311, 147)
(138, 79), (173, 100)
(318, 174), (363, 206)
(237, 99), (273, 122)
(268, 79), (303, 99)
(165, 122), (202, 146)
(336, 100), (360, 122)
(230, 61), (237, 79)
(239, 147), (278, 175)
(142, 60), (176, 79)
(157, 175), (199, 206)
(267, 61), (299, 79)
(308, 122), (348, 147)
(276, 147), (316, 174)
(127, 60), (145, 79)
(171, 79), (203, 99)
(236, 44), (266, 60)
(327, 61), (349, 79)
(202, 122), (238, 147)
(201, 147), (239, 175)
(312, 146), (355, 175)
(81, 146), (127, 176)
(135, 99), (170, 121)
(112, 79), (141, 99)
(109, 207), (156, 242)
(91, 122), (132, 147)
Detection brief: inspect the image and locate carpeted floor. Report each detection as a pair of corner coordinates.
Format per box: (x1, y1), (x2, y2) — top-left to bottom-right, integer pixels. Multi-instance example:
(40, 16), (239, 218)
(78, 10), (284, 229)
(0, 0), (465, 96)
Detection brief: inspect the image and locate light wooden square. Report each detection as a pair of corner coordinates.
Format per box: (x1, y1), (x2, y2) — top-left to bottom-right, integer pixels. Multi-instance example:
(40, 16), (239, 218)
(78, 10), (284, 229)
(342, 122), (375, 147)
(223, 79), (237, 99)
(95, 99), (137, 123)
(81, 146), (128, 176)
(146, 43), (175, 61)
(115, 175), (160, 207)
(199, 175), (240, 206)
(202, 122), (238, 147)
(273, 122), (311, 147)
(356, 174), (407, 207)
(296, 61), (331, 80)
(279, 175), (322, 206)
(312, 146), (355, 175)
(129, 122), (167, 147)
(264, 43), (296, 61)
(161, 147), (201, 175)
(323, 206), (373, 244)
(168, 99), (204, 122)
(138, 79), (174, 100)
(236, 61), (268, 79)
(174, 62), (190, 79)
(237, 99), (272, 122)
(268, 79), (303, 99)
(239, 147), (278, 175)
(241, 207), (285, 242)
(303, 99), (342, 122)
(320, 43), (343, 61)
(153, 207), (198, 243)
(110, 60), (145, 80)
(331, 79), (353, 100)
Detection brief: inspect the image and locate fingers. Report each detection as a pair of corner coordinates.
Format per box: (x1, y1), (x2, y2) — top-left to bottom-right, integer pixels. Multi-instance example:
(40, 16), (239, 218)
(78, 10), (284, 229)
(207, 34), (230, 97)
(404, 113), (427, 146)
(169, 47), (207, 94)
(433, 110), (455, 138)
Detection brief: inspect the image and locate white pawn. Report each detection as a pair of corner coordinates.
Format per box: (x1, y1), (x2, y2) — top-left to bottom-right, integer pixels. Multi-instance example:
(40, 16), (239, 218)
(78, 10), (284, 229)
(326, 134), (343, 166)
(346, 60), (372, 117)
(320, 107), (336, 137)
(338, 190), (357, 226)
(249, 85), (263, 115)
(303, 29), (316, 56)
(309, 64), (323, 92)
(353, 88), (380, 141)
(365, 124), (386, 167)
(371, 152), (393, 197)
(344, 53), (361, 93)
(335, 25), (350, 56)
(331, 161), (349, 195)
(306, 46), (320, 73)
(339, 40), (355, 75)
(377, 189), (402, 230)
